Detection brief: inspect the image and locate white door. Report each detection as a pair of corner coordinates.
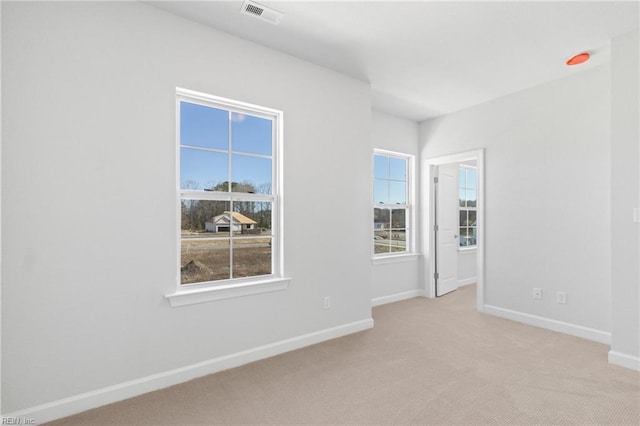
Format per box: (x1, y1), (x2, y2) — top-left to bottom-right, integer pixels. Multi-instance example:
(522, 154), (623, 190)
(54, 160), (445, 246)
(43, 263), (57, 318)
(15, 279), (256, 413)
(435, 164), (459, 296)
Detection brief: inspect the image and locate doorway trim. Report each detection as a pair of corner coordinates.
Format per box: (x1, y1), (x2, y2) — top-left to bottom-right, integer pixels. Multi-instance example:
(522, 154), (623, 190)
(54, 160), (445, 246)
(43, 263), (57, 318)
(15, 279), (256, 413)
(424, 149), (484, 312)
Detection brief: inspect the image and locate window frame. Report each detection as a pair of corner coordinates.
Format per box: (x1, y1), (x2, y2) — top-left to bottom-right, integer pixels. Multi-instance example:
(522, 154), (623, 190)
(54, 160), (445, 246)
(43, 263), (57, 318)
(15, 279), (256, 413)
(167, 88), (288, 307)
(372, 149), (415, 259)
(458, 164), (478, 250)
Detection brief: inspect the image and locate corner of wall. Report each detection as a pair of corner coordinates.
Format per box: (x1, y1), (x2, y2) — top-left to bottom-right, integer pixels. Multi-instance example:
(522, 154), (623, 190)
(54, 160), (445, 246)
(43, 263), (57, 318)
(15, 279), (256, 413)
(610, 29), (640, 366)
(1, 0), (4, 415)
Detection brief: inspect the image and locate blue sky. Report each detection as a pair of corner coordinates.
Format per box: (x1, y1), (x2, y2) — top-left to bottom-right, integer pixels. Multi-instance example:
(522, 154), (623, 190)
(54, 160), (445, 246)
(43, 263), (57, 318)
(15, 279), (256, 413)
(374, 154), (407, 204)
(459, 168), (477, 206)
(180, 102), (272, 193)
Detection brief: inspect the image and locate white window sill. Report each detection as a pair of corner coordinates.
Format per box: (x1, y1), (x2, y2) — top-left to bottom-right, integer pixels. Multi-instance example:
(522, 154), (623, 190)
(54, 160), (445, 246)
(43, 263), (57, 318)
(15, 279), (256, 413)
(166, 277), (292, 307)
(372, 253), (421, 265)
(458, 246), (478, 252)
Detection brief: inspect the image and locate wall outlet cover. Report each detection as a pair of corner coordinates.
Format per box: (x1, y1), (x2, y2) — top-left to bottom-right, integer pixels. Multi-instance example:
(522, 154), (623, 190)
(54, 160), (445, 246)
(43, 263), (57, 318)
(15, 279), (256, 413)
(557, 291), (567, 304)
(533, 288), (543, 300)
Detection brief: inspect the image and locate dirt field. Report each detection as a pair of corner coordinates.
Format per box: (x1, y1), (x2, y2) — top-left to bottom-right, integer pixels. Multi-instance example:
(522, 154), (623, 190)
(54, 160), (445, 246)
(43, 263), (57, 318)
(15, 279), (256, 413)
(373, 230), (407, 254)
(181, 233), (272, 284)
(374, 243), (407, 254)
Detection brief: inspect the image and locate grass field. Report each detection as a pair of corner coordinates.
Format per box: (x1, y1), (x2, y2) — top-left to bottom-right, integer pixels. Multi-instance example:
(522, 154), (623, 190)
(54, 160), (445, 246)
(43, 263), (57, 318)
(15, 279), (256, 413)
(180, 232), (272, 284)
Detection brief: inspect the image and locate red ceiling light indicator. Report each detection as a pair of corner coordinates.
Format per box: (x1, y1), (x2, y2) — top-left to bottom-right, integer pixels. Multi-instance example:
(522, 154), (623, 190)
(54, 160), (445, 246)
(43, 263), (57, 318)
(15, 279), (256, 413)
(566, 52), (590, 66)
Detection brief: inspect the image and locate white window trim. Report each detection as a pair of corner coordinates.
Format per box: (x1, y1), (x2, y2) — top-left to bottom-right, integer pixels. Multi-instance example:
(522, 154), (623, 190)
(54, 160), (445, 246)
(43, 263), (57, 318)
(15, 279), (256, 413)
(372, 149), (416, 259)
(372, 253), (421, 265)
(166, 277), (291, 307)
(458, 164), (477, 249)
(167, 88), (289, 307)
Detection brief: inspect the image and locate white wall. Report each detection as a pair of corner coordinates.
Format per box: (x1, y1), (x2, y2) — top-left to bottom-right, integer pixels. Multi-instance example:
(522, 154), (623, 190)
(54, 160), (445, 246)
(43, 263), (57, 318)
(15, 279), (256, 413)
(610, 30), (640, 368)
(457, 249), (476, 286)
(0, 1), (3, 415)
(1, 2), (373, 416)
(420, 64), (612, 337)
(370, 111), (422, 304)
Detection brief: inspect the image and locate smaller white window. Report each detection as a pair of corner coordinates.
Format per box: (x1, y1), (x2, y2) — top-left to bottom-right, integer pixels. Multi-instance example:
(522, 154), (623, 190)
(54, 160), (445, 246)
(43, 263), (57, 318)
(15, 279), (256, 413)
(373, 150), (414, 256)
(459, 166), (477, 248)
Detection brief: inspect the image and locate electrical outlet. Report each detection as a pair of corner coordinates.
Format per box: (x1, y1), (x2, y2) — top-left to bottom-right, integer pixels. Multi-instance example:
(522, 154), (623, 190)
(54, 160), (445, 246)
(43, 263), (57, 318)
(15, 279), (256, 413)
(323, 296), (331, 310)
(556, 291), (567, 304)
(533, 288), (543, 300)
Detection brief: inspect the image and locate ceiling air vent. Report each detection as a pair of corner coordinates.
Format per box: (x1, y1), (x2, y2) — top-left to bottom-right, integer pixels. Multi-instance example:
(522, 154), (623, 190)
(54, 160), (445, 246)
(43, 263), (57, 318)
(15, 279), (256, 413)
(241, 0), (284, 25)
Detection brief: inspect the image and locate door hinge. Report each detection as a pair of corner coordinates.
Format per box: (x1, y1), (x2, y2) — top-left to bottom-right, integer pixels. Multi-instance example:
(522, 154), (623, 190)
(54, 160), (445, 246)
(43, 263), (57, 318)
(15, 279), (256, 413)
(434, 224), (438, 231)
(433, 176), (439, 184)
(434, 272), (439, 280)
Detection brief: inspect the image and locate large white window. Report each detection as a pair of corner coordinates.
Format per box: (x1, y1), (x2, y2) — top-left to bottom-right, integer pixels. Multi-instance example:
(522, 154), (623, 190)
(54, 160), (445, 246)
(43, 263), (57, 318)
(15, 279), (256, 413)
(177, 88), (282, 287)
(373, 150), (413, 256)
(459, 166), (477, 248)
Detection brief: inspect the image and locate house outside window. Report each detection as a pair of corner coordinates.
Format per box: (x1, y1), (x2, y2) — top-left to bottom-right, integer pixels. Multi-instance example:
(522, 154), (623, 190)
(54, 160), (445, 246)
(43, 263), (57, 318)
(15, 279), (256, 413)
(177, 88), (282, 286)
(459, 165), (477, 248)
(373, 150), (413, 256)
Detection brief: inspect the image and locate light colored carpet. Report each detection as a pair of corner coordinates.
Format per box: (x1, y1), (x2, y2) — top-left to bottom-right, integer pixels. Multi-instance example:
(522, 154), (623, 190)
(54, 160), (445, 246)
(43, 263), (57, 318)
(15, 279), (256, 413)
(47, 285), (639, 425)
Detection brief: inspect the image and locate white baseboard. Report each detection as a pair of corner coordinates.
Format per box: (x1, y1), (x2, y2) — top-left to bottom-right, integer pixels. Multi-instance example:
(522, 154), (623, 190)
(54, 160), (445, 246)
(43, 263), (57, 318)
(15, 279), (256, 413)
(608, 350), (640, 371)
(457, 277), (476, 287)
(372, 289), (425, 307)
(483, 304), (611, 344)
(4, 318), (374, 424)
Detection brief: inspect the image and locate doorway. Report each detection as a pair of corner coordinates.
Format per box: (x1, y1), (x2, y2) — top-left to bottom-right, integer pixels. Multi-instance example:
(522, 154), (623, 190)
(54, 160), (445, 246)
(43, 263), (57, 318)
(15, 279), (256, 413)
(424, 150), (484, 312)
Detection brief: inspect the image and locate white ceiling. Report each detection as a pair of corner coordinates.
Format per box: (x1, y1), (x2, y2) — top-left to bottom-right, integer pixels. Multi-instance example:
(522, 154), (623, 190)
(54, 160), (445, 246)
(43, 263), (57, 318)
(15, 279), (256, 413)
(149, 1), (639, 121)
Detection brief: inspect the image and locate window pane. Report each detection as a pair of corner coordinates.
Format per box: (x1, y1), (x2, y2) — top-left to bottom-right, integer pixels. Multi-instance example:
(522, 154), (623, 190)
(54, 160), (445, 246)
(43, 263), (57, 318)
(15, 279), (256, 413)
(391, 208), (406, 228)
(468, 227), (477, 245)
(374, 155), (389, 179)
(389, 229), (406, 252)
(459, 227), (469, 247)
(231, 154), (272, 194)
(182, 200), (230, 232)
(374, 179), (389, 204)
(468, 210), (477, 226)
(232, 238), (272, 278)
(181, 236), (230, 284)
(389, 181), (406, 204)
(180, 102), (228, 150)
(180, 148), (228, 191)
(459, 210), (468, 226)
(466, 189), (476, 207)
(466, 169), (477, 190)
(233, 201), (272, 236)
(374, 207), (390, 229)
(459, 168), (466, 189)
(459, 187), (466, 207)
(389, 157), (406, 181)
(231, 113), (272, 156)
(374, 230), (390, 254)
(390, 244), (406, 253)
